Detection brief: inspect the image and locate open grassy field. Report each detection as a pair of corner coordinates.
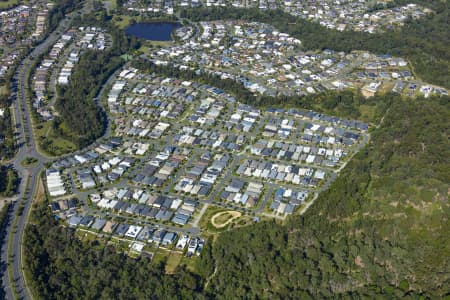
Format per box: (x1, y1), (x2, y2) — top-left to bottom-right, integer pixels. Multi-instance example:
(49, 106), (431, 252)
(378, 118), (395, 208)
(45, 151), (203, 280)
(0, 84), (9, 95)
(199, 206), (227, 232)
(76, 230), (99, 244)
(35, 120), (76, 156)
(112, 14), (133, 29)
(151, 250), (169, 266)
(358, 104), (377, 122)
(179, 255), (198, 273)
(165, 252), (183, 274)
(144, 40), (172, 48)
(0, 0), (21, 10)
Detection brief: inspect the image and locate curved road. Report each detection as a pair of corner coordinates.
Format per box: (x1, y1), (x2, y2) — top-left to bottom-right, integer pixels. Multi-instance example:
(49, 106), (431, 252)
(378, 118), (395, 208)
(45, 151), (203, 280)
(0, 4), (92, 299)
(0, 6), (373, 299)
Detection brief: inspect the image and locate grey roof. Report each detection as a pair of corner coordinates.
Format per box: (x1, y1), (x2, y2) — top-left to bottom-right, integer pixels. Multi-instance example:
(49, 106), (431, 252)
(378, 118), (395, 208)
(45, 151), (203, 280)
(115, 223), (129, 236)
(155, 209), (173, 221)
(163, 232), (177, 243)
(172, 213), (190, 225)
(79, 215), (94, 227)
(285, 204), (295, 214)
(68, 215), (83, 227)
(137, 226), (154, 241)
(91, 218), (107, 231)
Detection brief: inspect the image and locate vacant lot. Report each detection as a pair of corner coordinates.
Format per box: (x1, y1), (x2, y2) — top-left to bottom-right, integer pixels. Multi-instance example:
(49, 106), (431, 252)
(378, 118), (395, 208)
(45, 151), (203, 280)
(165, 252), (183, 274)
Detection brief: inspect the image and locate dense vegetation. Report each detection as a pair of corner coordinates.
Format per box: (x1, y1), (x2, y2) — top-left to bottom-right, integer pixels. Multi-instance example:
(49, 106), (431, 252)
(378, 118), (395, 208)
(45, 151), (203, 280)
(0, 94), (16, 160)
(0, 203), (11, 300)
(24, 200), (204, 299)
(134, 59), (392, 123)
(46, 0), (82, 34)
(0, 165), (18, 197)
(54, 50), (118, 148)
(22, 2), (450, 298)
(181, 0), (450, 89)
(197, 96), (450, 298)
(24, 96), (450, 298)
(53, 8), (140, 148)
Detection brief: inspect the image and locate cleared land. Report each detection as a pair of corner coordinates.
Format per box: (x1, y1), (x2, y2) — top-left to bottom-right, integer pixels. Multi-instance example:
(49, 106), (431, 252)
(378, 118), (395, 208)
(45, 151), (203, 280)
(0, 200), (9, 210)
(0, 0), (20, 10)
(211, 211), (242, 229)
(165, 252), (183, 274)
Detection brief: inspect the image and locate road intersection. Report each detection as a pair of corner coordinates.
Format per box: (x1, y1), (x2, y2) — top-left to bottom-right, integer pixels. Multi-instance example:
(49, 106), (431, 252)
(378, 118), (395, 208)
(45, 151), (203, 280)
(0, 4), (371, 299)
(0, 5), (92, 300)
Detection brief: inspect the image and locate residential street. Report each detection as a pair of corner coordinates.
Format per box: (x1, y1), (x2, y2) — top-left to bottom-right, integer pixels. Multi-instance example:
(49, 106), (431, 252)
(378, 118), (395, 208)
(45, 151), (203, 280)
(0, 3), (93, 299)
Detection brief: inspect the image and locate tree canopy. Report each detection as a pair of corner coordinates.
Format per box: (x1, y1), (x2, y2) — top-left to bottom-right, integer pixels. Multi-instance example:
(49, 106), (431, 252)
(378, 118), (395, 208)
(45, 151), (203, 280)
(24, 96), (450, 299)
(53, 10), (140, 148)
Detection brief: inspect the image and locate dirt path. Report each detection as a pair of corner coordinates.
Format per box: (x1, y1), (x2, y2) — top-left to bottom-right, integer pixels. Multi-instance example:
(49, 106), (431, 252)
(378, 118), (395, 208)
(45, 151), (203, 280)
(298, 192), (318, 216)
(210, 211), (241, 228)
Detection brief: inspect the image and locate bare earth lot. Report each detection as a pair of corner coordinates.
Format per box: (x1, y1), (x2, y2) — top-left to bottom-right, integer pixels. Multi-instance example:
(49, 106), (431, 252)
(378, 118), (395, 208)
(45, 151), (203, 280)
(211, 211), (242, 228)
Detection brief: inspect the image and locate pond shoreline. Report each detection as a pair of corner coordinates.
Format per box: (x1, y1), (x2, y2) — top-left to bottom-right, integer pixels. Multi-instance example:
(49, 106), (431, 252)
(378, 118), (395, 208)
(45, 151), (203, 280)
(125, 22), (182, 41)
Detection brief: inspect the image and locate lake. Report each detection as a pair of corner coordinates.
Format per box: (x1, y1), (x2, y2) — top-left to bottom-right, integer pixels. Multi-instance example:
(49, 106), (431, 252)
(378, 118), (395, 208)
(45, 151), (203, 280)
(125, 22), (182, 41)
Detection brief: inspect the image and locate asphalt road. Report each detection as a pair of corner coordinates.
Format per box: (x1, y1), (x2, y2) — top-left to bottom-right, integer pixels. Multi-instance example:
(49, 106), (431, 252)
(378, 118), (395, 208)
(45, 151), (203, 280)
(0, 4), (93, 300)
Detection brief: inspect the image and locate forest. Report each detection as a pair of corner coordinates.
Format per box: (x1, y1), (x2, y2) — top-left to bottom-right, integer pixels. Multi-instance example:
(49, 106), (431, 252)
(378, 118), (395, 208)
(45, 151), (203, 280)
(198, 97), (450, 299)
(53, 8), (140, 148)
(180, 0), (450, 89)
(0, 94), (16, 160)
(54, 50), (119, 148)
(23, 95), (450, 299)
(20, 2), (450, 298)
(24, 199), (204, 300)
(45, 0), (82, 34)
(0, 204), (11, 300)
(0, 165), (19, 197)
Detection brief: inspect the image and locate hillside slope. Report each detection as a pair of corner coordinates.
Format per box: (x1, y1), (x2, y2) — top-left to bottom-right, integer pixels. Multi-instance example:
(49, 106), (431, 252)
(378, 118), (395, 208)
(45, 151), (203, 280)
(198, 96), (450, 299)
(22, 94), (449, 299)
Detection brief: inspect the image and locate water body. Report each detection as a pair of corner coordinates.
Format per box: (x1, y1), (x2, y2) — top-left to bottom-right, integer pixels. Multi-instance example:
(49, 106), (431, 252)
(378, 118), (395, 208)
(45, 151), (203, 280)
(125, 22), (181, 41)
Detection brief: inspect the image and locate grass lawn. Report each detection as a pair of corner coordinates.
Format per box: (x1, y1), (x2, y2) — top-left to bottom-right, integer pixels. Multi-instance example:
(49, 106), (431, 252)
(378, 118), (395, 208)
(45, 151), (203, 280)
(151, 250), (169, 266)
(40, 135), (76, 156)
(112, 14), (133, 29)
(0, 0), (21, 10)
(35, 120), (76, 156)
(144, 243), (159, 252)
(0, 84), (9, 96)
(199, 205), (254, 234)
(76, 230), (99, 243)
(110, 238), (131, 252)
(379, 82), (395, 94)
(210, 210), (241, 228)
(137, 44), (151, 54)
(198, 206), (227, 232)
(146, 40), (172, 48)
(180, 256), (198, 273)
(358, 105), (377, 123)
(21, 156), (38, 167)
(135, 42), (172, 57)
(165, 252), (183, 274)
